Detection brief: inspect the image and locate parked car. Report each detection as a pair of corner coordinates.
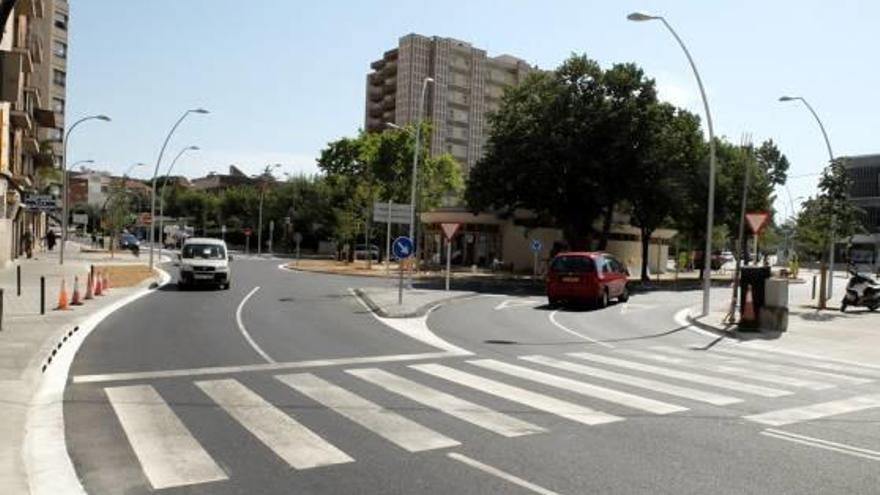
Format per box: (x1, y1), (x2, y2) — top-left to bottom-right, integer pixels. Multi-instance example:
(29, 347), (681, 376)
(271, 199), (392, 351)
(177, 237), (232, 290)
(546, 252), (629, 308)
(354, 244), (380, 261)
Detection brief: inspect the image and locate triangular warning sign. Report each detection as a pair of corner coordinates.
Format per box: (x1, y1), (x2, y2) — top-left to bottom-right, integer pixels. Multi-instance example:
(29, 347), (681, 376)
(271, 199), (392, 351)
(745, 212), (770, 234)
(441, 223), (460, 240)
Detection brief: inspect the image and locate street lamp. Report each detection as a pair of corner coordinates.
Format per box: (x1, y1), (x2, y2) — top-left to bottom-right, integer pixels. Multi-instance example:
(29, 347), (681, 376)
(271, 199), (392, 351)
(628, 12), (717, 317)
(779, 95), (837, 298)
(158, 145), (199, 251)
(149, 108), (209, 269)
(401, 77), (434, 281)
(60, 115), (111, 265)
(256, 163), (281, 255)
(123, 161), (146, 178)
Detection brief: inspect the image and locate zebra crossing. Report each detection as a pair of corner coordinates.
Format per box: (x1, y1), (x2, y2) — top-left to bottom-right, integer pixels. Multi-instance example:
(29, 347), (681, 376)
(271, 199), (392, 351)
(99, 344), (880, 489)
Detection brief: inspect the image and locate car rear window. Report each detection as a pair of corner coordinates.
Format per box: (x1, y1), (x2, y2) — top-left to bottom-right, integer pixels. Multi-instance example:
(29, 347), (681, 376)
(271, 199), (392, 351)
(550, 256), (595, 273)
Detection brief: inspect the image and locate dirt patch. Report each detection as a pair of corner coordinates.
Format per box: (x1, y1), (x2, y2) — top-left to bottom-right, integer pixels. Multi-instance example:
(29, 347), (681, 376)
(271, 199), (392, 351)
(98, 264), (157, 288)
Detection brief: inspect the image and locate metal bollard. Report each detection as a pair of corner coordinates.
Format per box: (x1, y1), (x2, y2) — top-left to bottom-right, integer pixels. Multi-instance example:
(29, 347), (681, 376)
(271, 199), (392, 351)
(811, 275), (817, 300)
(17, 265), (21, 296)
(40, 276), (46, 315)
(0, 288), (4, 332)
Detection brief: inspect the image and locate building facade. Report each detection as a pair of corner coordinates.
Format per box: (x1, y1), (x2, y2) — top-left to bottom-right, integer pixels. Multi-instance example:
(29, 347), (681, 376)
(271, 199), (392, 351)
(365, 33), (534, 175)
(844, 154), (880, 267)
(0, 0), (66, 265)
(191, 165), (254, 193)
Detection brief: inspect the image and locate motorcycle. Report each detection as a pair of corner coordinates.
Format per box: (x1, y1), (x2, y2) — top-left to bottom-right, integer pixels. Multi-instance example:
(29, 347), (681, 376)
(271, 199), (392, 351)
(840, 268), (880, 312)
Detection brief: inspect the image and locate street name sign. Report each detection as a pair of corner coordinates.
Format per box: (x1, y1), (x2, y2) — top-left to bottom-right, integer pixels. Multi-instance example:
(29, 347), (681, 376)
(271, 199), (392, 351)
(373, 202), (412, 224)
(23, 194), (60, 211)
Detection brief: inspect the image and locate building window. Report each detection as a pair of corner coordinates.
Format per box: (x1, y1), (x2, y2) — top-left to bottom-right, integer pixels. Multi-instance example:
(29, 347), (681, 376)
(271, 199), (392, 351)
(53, 40), (67, 59)
(54, 11), (68, 30)
(47, 128), (62, 141)
(52, 97), (65, 113)
(53, 69), (66, 87)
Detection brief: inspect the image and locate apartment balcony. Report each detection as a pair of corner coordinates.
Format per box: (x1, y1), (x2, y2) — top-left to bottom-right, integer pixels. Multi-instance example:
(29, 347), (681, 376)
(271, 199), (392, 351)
(0, 52), (25, 102)
(34, 107), (60, 128)
(12, 46), (33, 74)
(381, 95), (395, 111)
(10, 108), (32, 131)
(368, 85), (384, 102)
(368, 105), (383, 119)
(28, 34), (43, 64)
(23, 134), (39, 155)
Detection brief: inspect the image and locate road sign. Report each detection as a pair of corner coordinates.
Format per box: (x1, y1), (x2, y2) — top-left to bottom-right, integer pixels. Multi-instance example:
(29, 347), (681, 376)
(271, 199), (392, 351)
(746, 212), (770, 234)
(72, 213), (88, 225)
(294, 232), (303, 243)
(23, 194), (60, 211)
(530, 238), (543, 252)
(440, 223), (460, 240)
(392, 236), (414, 259)
(373, 202), (412, 224)
(221, 225), (227, 234)
(243, 227), (252, 237)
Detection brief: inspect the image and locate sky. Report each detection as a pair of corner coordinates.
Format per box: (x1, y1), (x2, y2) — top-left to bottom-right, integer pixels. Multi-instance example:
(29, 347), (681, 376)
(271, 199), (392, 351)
(66, 1), (879, 220)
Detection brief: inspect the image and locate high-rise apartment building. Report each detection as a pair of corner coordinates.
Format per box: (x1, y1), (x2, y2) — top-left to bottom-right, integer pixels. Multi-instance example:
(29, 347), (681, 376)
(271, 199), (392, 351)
(365, 34), (534, 175)
(31, 0), (67, 165)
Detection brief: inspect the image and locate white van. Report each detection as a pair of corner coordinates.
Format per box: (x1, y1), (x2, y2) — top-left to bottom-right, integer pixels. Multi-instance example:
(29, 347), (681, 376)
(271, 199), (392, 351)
(178, 237), (232, 290)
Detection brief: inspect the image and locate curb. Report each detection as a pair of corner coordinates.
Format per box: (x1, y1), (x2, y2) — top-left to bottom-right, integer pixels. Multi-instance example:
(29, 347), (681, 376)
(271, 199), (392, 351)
(353, 288), (476, 318)
(23, 267), (172, 495)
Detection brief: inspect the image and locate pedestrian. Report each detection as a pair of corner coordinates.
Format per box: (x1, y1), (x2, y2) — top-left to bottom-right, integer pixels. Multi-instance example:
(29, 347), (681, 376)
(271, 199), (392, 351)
(22, 228), (33, 258)
(46, 229), (56, 251)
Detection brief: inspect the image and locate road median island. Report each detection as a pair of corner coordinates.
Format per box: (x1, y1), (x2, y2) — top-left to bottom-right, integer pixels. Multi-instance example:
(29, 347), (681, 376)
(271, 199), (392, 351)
(354, 287), (475, 318)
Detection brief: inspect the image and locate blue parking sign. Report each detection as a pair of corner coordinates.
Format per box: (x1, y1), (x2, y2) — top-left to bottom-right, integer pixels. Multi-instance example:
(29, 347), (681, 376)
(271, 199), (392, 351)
(530, 239), (543, 253)
(392, 236), (414, 259)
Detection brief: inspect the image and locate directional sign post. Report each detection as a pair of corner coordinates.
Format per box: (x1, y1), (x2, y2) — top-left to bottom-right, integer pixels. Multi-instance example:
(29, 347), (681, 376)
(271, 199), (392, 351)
(392, 236), (414, 304)
(746, 212), (770, 265)
(244, 227), (252, 256)
(268, 220), (275, 255)
(376, 201), (411, 275)
(440, 223), (460, 291)
(530, 238), (544, 277)
(294, 232), (302, 266)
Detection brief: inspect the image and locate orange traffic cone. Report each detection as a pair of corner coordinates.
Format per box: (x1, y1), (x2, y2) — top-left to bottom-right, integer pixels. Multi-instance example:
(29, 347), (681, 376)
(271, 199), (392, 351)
(741, 286), (756, 322)
(84, 272), (94, 300)
(71, 276), (83, 306)
(94, 272), (103, 296)
(55, 279), (69, 310)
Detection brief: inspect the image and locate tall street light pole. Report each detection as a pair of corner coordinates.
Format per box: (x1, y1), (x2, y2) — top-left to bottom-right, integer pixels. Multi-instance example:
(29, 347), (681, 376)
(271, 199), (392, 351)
(628, 12), (717, 316)
(60, 115), (111, 265)
(158, 145), (199, 251)
(779, 95), (837, 299)
(149, 108), (209, 269)
(257, 163), (281, 256)
(408, 77), (433, 281)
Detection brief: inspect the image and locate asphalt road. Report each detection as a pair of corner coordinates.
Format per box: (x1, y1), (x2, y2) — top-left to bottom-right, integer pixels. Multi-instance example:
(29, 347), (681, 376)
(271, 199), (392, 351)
(63, 258), (880, 494)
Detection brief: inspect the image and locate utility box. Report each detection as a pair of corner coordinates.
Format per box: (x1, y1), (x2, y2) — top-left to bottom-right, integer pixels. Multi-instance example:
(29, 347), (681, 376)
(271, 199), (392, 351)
(759, 277), (789, 332)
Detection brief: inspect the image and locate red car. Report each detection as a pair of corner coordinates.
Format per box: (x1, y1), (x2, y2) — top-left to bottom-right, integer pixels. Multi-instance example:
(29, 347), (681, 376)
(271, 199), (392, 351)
(546, 252), (630, 308)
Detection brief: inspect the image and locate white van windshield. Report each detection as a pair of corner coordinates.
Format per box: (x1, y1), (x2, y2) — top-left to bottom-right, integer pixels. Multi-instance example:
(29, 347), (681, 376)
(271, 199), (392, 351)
(182, 244), (226, 259)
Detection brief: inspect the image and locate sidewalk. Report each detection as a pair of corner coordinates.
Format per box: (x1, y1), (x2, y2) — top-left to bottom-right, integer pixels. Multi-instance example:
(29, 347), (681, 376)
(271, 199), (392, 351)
(0, 241), (165, 494)
(689, 269), (880, 363)
(355, 286), (475, 318)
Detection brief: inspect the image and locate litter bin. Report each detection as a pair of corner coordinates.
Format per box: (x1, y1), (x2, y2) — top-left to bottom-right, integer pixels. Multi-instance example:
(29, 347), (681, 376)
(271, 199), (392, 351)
(739, 266), (771, 329)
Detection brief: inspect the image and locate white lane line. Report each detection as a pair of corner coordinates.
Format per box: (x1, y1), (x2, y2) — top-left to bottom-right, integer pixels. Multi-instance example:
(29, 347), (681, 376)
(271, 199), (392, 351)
(411, 363), (621, 426)
(347, 368), (545, 437)
(673, 307), (731, 340)
(745, 393), (880, 426)
(762, 429), (880, 461)
(493, 298), (542, 311)
(469, 359), (686, 415)
(195, 379), (353, 469)
(653, 346), (872, 386)
(711, 346), (880, 379)
(520, 355), (741, 406)
(741, 344), (880, 371)
(235, 286), (275, 364)
(447, 452), (563, 495)
(105, 385), (227, 490)
(619, 349), (834, 391)
(73, 351), (457, 384)
(568, 352), (792, 398)
(276, 373), (459, 452)
(348, 288), (473, 356)
(548, 310), (614, 349)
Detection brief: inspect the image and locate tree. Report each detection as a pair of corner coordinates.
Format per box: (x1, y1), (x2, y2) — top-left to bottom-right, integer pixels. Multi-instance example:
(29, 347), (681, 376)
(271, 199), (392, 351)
(796, 158), (863, 260)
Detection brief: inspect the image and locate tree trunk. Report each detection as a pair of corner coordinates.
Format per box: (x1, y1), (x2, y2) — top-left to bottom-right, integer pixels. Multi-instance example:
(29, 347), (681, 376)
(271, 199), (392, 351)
(640, 227), (653, 282)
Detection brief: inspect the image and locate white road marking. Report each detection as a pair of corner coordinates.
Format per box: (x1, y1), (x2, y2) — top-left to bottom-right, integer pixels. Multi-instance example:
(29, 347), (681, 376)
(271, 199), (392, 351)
(548, 310), (614, 348)
(348, 288), (473, 356)
(619, 348), (834, 391)
(469, 359), (686, 415)
(276, 373), (460, 452)
(520, 355), (741, 406)
(73, 351), (457, 384)
(493, 298), (542, 311)
(745, 393), (880, 426)
(347, 368), (545, 437)
(235, 286), (276, 363)
(653, 346), (872, 386)
(411, 363), (621, 426)
(447, 452), (563, 495)
(195, 379), (353, 469)
(105, 385), (227, 490)
(710, 346), (880, 379)
(568, 352), (792, 397)
(672, 307), (731, 340)
(761, 429), (880, 462)
(740, 343), (880, 371)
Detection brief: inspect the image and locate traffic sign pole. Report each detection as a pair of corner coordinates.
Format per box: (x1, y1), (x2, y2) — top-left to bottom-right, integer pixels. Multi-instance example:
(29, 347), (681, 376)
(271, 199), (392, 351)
(392, 237), (414, 304)
(385, 199), (391, 275)
(445, 238), (452, 291)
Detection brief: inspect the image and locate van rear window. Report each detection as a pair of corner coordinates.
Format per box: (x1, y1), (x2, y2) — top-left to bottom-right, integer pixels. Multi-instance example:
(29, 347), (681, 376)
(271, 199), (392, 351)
(550, 256), (595, 273)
